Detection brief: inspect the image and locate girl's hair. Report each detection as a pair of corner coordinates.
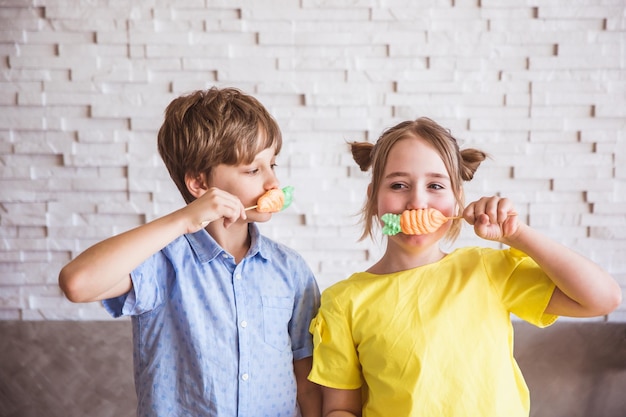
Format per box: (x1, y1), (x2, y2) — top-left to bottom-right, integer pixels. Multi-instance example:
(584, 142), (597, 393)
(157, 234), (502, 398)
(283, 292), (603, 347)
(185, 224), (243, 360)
(157, 87), (282, 204)
(351, 117), (487, 242)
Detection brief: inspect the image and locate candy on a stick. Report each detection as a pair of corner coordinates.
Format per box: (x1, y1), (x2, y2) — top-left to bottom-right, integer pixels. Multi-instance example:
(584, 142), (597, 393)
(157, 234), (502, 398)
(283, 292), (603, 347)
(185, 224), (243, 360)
(252, 186), (294, 213)
(200, 186), (294, 227)
(381, 208), (518, 235)
(381, 208), (451, 236)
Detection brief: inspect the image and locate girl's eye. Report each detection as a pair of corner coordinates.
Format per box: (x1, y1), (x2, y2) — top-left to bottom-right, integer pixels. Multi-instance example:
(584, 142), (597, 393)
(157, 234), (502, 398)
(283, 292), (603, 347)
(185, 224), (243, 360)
(271, 163), (278, 170)
(390, 183), (407, 190)
(429, 183), (444, 190)
(247, 168), (259, 175)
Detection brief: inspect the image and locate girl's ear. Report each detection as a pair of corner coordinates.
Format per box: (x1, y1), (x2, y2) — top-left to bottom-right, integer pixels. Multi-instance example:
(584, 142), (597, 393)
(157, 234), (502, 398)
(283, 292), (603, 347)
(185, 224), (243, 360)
(456, 187), (465, 216)
(367, 183), (377, 215)
(185, 172), (208, 199)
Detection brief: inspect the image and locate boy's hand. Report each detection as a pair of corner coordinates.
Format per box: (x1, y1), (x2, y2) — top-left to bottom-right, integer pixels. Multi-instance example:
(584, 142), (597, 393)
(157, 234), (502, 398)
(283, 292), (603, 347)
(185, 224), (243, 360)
(185, 187), (247, 233)
(462, 196), (519, 242)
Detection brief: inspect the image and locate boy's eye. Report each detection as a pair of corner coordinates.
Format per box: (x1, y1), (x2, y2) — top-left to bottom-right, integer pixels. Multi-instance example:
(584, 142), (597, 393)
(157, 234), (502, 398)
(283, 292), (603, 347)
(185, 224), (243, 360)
(271, 163), (278, 170)
(247, 168), (259, 175)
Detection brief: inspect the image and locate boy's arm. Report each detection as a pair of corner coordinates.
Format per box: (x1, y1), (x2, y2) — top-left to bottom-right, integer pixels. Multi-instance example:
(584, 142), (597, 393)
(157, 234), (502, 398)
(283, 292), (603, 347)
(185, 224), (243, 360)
(464, 196), (622, 318)
(59, 211), (188, 302)
(294, 357), (321, 417)
(59, 187), (245, 303)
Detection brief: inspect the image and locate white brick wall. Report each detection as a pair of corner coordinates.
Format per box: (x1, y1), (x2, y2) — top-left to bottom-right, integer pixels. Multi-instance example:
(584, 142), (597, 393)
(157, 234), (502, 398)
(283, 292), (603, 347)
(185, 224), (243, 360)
(0, 0), (624, 321)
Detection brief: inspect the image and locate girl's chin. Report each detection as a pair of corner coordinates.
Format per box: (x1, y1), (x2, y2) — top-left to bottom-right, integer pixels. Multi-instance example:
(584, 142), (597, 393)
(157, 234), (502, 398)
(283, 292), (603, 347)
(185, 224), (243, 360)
(395, 232), (438, 245)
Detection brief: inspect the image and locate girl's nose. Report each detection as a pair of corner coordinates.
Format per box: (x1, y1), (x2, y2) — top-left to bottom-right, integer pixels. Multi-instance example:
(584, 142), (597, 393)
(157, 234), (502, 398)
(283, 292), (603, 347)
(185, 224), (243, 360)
(407, 188), (428, 210)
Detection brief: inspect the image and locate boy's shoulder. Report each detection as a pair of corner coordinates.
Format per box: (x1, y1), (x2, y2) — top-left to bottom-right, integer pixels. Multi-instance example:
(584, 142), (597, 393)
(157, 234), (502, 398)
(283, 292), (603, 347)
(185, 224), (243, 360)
(254, 232), (318, 285)
(256, 232), (305, 263)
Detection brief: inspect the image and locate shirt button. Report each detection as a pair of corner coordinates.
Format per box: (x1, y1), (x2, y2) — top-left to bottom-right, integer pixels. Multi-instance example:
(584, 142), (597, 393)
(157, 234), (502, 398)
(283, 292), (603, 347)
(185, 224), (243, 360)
(235, 273), (242, 280)
(241, 373), (249, 381)
(240, 320), (247, 328)
(222, 254), (228, 259)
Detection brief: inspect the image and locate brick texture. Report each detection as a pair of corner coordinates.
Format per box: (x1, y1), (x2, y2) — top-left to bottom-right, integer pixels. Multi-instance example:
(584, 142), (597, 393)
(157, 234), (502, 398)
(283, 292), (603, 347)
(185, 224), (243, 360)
(0, 0), (624, 321)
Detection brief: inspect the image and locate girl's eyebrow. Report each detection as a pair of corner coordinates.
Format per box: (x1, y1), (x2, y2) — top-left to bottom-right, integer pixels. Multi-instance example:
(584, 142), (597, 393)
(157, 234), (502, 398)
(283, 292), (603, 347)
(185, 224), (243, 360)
(384, 171), (450, 180)
(429, 172), (451, 181)
(384, 171), (410, 179)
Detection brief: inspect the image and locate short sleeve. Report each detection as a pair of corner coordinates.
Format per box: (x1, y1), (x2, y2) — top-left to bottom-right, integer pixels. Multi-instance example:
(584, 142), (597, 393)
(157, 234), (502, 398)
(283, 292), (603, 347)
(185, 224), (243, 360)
(485, 248), (558, 328)
(102, 293), (129, 318)
(102, 252), (167, 317)
(289, 259), (320, 361)
(308, 291), (363, 389)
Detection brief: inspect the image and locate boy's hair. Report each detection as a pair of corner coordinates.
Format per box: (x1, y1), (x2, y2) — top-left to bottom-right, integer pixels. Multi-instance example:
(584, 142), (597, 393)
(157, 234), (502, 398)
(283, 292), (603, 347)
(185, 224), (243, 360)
(350, 117), (487, 242)
(157, 87), (282, 204)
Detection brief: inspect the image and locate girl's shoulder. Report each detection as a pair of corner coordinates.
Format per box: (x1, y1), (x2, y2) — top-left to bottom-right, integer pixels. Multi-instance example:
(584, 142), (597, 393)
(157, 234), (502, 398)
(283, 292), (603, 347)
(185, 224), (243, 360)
(445, 246), (526, 261)
(445, 246), (539, 280)
(320, 270), (372, 297)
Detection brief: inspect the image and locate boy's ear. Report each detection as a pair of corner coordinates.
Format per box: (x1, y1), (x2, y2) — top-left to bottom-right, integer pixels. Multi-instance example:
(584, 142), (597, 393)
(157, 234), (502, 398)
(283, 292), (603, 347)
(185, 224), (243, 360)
(185, 172), (208, 198)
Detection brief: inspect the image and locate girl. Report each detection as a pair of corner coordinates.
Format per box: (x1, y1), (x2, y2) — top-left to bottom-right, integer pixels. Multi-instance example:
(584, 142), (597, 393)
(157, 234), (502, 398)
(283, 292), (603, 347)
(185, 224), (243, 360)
(308, 117), (621, 417)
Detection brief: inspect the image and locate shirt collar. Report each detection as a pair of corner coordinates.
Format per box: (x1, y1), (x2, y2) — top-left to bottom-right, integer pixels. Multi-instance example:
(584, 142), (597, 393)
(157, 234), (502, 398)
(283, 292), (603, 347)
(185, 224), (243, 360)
(185, 223), (271, 263)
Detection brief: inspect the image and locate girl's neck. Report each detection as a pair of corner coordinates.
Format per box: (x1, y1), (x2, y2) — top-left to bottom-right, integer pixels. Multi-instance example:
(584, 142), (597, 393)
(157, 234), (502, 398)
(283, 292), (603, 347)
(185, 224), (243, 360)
(367, 243), (446, 275)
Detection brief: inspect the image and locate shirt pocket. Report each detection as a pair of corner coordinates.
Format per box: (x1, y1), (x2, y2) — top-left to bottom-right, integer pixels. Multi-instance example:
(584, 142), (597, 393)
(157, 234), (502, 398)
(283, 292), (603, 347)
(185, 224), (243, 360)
(261, 296), (293, 351)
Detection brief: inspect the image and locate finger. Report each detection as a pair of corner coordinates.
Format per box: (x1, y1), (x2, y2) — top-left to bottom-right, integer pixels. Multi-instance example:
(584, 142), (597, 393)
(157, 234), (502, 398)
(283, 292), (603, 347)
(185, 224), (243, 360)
(462, 203), (478, 225)
(474, 213), (491, 232)
(479, 196), (512, 225)
(473, 213), (503, 241)
(197, 189), (245, 228)
(239, 201), (247, 221)
(501, 214), (520, 237)
(495, 198), (513, 224)
(482, 197), (502, 225)
(223, 202), (247, 227)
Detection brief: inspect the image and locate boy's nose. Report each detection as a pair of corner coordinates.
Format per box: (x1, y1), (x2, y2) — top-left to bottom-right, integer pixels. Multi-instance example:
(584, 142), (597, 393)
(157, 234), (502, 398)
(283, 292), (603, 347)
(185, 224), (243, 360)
(264, 171), (279, 190)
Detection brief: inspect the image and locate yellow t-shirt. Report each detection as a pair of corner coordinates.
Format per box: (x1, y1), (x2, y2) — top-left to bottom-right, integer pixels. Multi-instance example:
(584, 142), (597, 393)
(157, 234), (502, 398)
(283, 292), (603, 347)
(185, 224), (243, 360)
(308, 247), (557, 417)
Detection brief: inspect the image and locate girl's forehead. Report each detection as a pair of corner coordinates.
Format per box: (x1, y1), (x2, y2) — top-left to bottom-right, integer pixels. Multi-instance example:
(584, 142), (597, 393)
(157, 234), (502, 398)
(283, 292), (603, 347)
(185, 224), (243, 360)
(388, 137), (441, 161)
(383, 137), (449, 175)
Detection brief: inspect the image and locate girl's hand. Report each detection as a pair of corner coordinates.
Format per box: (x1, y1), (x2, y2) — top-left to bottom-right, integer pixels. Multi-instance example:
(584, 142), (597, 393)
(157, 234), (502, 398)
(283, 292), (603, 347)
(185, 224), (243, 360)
(463, 196), (519, 242)
(184, 187), (247, 233)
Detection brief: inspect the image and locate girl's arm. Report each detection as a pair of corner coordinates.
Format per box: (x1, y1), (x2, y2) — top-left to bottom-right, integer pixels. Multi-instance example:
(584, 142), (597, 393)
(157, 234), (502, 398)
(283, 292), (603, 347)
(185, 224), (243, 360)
(59, 187), (245, 303)
(464, 196), (622, 317)
(502, 223), (621, 317)
(321, 387), (361, 417)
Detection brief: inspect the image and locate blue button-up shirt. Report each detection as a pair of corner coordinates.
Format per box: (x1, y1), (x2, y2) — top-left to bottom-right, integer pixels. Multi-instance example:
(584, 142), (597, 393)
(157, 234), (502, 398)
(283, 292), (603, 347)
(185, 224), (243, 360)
(103, 224), (320, 417)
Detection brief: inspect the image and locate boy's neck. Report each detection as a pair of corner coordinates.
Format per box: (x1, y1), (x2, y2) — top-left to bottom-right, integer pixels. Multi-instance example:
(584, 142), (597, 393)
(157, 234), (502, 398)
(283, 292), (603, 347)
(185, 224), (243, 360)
(207, 221), (252, 264)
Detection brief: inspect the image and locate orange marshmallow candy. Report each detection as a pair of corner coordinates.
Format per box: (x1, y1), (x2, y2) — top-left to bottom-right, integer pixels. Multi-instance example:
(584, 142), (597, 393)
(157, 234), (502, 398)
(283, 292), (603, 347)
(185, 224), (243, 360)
(400, 208), (450, 235)
(381, 208), (452, 235)
(256, 189), (285, 213)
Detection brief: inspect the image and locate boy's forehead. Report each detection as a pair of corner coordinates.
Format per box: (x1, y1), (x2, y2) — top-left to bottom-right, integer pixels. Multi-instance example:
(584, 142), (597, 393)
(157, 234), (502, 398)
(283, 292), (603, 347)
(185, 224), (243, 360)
(212, 145), (278, 169)
(251, 146), (278, 161)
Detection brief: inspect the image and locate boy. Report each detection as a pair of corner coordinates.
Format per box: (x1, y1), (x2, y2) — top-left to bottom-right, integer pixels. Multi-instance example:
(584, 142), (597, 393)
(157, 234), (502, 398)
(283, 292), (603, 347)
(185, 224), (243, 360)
(59, 87), (321, 417)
